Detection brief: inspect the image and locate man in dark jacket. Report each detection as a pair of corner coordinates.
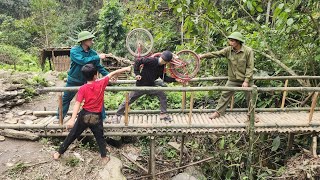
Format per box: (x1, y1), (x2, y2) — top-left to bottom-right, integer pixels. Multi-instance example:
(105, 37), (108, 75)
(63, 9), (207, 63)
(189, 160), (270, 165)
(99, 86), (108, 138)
(111, 51), (176, 123)
(56, 31), (110, 122)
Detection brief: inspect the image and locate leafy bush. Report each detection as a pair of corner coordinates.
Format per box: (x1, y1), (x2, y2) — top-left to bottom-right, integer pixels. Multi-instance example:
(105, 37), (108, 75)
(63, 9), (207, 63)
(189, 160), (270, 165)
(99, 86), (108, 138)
(0, 44), (41, 71)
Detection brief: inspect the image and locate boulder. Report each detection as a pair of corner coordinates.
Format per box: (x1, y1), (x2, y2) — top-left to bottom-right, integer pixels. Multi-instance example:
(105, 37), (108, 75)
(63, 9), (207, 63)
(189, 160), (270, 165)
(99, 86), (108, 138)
(98, 156), (126, 180)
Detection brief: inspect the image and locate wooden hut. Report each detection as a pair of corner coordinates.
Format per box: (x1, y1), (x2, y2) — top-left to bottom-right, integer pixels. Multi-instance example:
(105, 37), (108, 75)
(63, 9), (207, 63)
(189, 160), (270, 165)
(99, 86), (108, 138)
(40, 47), (71, 72)
(40, 47), (132, 79)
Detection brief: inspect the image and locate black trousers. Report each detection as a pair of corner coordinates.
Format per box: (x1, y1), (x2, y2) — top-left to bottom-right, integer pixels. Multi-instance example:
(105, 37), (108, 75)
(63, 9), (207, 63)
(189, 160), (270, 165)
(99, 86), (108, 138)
(58, 109), (107, 157)
(116, 90), (167, 116)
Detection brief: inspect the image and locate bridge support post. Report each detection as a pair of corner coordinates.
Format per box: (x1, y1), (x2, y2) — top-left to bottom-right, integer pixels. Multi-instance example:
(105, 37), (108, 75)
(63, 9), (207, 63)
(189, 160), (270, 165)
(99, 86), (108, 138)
(179, 135), (185, 167)
(149, 136), (156, 179)
(311, 134), (318, 158)
(58, 92), (63, 125)
(124, 92), (130, 126)
(247, 85), (257, 180)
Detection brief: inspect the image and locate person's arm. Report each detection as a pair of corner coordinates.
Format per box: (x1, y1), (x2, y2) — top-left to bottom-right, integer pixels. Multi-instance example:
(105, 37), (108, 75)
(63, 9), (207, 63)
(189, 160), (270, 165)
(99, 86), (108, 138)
(66, 101), (81, 129)
(244, 50), (254, 83)
(199, 47), (229, 59)
(70, 48), (102, 65)
(107, 66), (132, 79)
(94, 60), (109, 76)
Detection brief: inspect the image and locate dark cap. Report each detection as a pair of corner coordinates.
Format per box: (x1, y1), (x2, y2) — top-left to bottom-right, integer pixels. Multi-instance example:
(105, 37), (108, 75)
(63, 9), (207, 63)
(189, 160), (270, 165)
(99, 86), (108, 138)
(161, 50), (173, 62)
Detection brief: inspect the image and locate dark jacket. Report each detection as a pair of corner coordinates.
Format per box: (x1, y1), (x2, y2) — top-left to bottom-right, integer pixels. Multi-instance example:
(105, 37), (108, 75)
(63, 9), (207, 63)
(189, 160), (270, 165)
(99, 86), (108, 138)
(134, 57), (176, 86)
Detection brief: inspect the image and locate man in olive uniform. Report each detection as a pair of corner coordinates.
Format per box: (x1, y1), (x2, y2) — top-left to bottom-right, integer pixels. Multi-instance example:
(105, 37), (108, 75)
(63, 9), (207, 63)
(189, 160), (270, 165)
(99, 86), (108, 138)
(199, 32), (254, 119)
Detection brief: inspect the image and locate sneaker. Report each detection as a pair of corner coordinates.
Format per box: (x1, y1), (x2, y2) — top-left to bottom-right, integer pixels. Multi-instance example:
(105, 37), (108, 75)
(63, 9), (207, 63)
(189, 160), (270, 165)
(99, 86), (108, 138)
(160, 114), (172, 122)
(106, 115), (121, 124)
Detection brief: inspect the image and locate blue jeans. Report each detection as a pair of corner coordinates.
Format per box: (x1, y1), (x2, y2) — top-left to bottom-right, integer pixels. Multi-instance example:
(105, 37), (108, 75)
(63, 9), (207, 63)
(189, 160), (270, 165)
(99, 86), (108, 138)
(56, 80), (106, 120)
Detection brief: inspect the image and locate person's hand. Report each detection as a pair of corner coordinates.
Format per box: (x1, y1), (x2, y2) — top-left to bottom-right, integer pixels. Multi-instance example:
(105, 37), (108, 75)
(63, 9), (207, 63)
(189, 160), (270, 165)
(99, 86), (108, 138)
(99, 54), (107, 59)
(125, 65), (132, 72)
(110, 76), (118, 82)
(66, 119), (75, 130)
(135, 75), (142, 80)
(176, 78), (189, 85)
(242, 81), (249, 87)
(106, 53), (113, 56)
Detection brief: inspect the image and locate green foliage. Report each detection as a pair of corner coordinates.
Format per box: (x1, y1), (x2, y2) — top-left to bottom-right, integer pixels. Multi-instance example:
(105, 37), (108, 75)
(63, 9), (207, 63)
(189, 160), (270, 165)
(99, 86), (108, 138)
(58, 72), (68, 80)
(8, 162), (27, 176)
(96, 0), (127, 56)
(65, 157), (80, 167)
(0, 44), (41, 71)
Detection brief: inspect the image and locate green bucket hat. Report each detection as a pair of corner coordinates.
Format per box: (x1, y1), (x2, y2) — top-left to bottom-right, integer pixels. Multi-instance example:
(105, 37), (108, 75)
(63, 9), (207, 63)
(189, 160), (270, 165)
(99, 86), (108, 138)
(227, 32), (245, 43)
(77, 31), (95, 43)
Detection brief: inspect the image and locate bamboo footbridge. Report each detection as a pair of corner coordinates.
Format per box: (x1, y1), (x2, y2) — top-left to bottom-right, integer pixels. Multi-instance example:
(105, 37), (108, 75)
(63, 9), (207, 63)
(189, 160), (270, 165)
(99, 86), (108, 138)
(2, 76), (320, 179)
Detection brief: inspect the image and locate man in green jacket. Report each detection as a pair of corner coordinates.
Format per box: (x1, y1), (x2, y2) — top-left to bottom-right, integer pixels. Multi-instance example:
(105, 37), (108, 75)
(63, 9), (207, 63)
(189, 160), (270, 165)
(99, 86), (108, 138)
(199, 32), (254, 119)
(56, 31), (110, 122)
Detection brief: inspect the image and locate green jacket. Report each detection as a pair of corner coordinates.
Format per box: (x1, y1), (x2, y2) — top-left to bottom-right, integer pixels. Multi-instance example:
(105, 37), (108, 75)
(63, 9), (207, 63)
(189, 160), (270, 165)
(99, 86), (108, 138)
(67, 45), (109, 83)
(203, 45), (254, 82)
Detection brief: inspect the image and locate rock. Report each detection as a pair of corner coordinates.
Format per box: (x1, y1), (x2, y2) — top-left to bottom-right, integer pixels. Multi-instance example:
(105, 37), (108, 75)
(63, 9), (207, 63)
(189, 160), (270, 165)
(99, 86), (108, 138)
(48, 81), (56, 87)
(0, 135), (5, 142)
(5, 84), (24, 91)
(184, 166), (206, 180)
(172, 173), (197, 180)
(5, 113), (14, 119)
(98, 156), (126, 180)
(4, 118), (18, 124)
(0, 103), (5, 108)
(27, 115), (38, 121)
(168, 141), (187, 153)
(17, 111), (26, 116)
(25, 110), (33, 115)
(23, 120), (33, 125)
(1, 129), (39, 141)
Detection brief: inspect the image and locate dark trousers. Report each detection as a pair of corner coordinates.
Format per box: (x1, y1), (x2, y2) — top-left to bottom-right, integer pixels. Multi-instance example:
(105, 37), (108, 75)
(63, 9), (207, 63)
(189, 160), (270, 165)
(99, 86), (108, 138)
(58, 109), (107, 157)
(56, 80), (106, 120)
(116, 90), (167, 116)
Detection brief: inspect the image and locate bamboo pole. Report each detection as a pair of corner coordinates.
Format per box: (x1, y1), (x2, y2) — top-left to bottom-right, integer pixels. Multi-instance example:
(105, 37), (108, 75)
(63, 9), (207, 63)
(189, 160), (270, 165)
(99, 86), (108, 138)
(58, 93), (63, 125)
(311, 134), (318, 158)
(281, 79), (289, 108)
(125, 93), (130, 126)
(39, 86), (320, 93)
(179, 135), (185, 167)
(188, 92), (194, 125)
(149, 136), (156, 179)
(309, 92), (319, 123)
(247, 85), (258, 180)
(107, 76), (320, 85)
(230, 95), (235, 110)
(181, 84), (186, 111)
(39, 86), (253, 93)
(32, 107), (320, 116)
(286, 133), (294, 152)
